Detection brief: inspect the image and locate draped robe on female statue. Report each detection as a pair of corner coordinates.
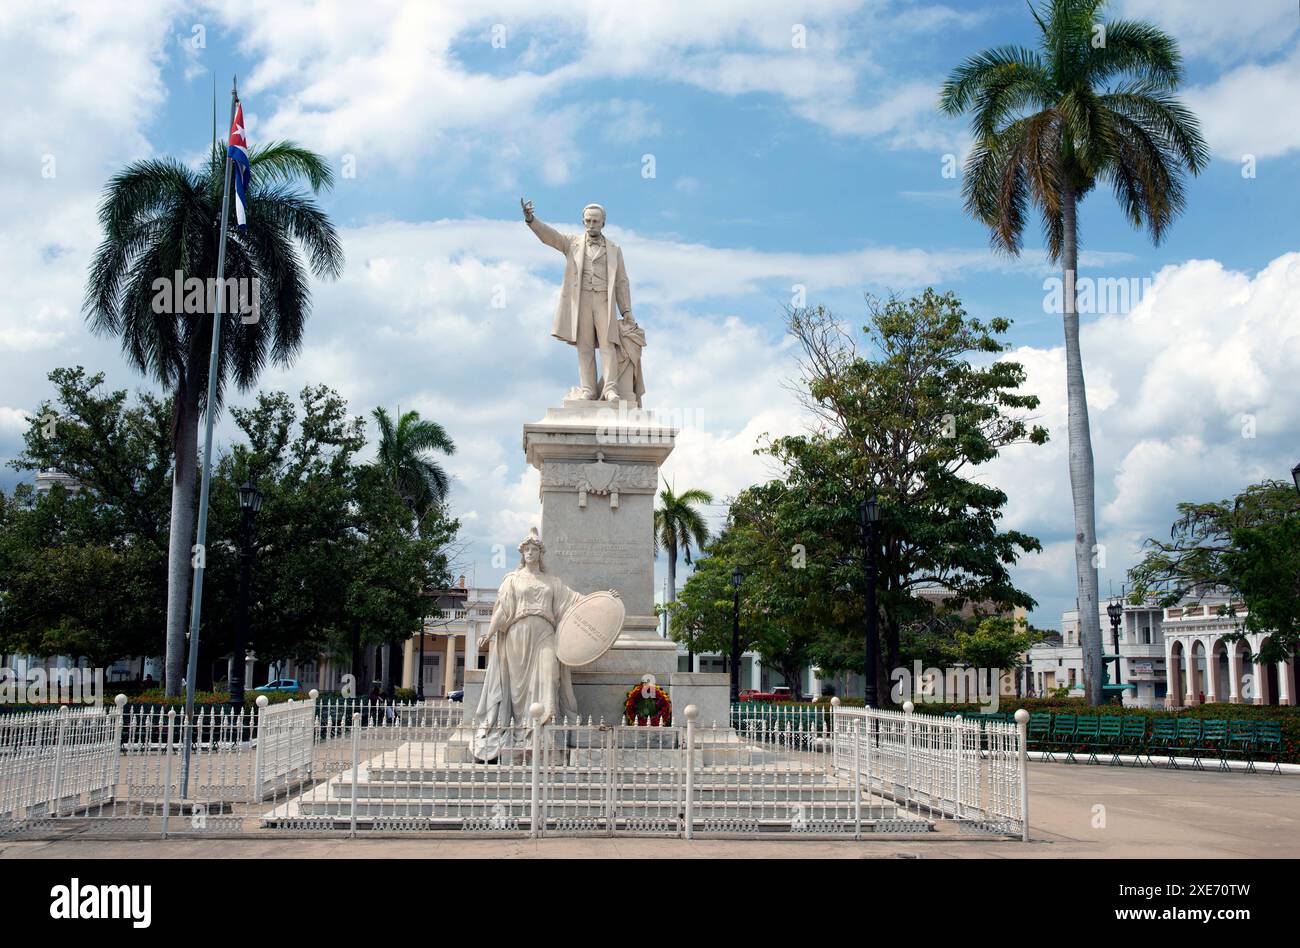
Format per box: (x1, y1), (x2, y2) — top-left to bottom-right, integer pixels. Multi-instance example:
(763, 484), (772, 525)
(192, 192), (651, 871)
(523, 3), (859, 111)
(470, 568), (582, 761)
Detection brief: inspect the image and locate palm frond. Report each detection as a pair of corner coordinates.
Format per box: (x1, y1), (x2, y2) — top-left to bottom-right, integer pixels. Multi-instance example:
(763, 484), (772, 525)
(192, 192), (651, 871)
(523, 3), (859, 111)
(248, 141), (336, 193)
(84, 140), (343, 415)
(1101, 84), (1209, 174)
(1085, 19), (1183, 89)
(1101, 109), (1182, 243)
(939, 45), (1049, 119)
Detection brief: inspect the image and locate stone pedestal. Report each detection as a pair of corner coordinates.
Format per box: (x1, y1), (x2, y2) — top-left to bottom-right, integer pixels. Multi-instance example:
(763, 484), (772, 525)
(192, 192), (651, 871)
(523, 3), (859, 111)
(669, 672), (731, 728)
(524, 397), (686, 723)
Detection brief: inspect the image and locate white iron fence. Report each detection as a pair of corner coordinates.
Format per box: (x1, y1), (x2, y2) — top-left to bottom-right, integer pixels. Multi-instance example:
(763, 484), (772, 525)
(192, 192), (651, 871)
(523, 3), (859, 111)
(0, 706), (121, 830)
(0, 696), (1028, 841)
(831, 703), (1028, 839)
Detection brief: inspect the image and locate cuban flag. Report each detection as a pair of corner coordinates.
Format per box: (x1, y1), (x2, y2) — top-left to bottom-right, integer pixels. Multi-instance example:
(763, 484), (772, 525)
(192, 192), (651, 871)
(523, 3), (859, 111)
(228, 101), (250, 231)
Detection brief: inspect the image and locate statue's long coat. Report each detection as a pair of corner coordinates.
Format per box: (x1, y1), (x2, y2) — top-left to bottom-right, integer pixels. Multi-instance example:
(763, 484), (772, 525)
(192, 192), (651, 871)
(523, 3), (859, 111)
(527, 217), (633, 348)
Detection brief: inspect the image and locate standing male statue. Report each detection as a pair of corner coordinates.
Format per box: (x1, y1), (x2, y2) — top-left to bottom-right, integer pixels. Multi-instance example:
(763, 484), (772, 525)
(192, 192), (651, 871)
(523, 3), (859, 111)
(522, 198), (646, 405)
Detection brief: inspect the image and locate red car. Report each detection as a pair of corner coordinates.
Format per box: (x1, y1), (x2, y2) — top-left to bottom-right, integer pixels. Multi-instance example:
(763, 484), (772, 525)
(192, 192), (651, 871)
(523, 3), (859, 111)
(738, 687), (804, 702)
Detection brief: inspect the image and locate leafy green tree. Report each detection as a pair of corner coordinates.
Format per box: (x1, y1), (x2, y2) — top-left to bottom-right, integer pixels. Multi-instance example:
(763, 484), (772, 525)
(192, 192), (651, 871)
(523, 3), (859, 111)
(902, 610), (1045, 668)
(671, 483), (820, 695)
(654, 480), (713, 640)
(84, 141), (344, 694)
(2, 368), (171, 667)
(761, 291), (1046, 700)
(940, 0), (1207, 704)
(200, 389), (459, 691)
(1, 372), (461, 690)
(1129, 480), (1300, 662)
(369, 407), (457, 694)
(953, 615), (1043, 670)
(197, 386), (366, 687)
(344, 465), (458, 694)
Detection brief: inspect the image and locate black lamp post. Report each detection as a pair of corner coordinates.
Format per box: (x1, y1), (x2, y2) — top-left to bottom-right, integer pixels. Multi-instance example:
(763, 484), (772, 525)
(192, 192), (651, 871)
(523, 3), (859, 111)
(415, 609), (427, 702)
(858, 495), (880, 707)
(1106, 599), (1124, 685)
(729, 566), (743, 703)
(229, 477), (263, 712)
(1291, 461), (1300, 497)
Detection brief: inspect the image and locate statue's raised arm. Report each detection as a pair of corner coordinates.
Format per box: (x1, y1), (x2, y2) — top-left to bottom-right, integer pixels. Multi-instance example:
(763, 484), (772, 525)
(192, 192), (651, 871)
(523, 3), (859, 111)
(522, 197), (569, 254)
(520, 198), (646, 405)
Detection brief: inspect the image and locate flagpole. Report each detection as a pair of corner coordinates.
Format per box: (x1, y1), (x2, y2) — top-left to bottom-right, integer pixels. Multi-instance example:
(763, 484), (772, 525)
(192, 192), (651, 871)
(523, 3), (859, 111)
(181, 75), (239, 798)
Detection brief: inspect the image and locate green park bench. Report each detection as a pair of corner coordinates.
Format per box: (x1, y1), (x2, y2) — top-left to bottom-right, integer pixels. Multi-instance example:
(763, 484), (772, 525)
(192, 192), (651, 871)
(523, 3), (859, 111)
(1050, 713), (1078, 762)
(1097, 716), (1124, 765)
(1256, 721), (1283, 775)
(1015, 711), (1282, 773)
(1149, 717), (1180, 767)
(1027, 713), (1052, 757)
(1120, 717), (1149, 766)
(1073, 716), (1101, 763)
(1198, 719), (1229, 771)
(1175, 718), (1204, 768)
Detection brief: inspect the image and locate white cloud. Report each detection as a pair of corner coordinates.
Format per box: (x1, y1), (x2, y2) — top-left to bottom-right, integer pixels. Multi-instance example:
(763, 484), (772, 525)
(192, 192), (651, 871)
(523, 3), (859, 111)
(0, 407), (32, 437)
(1185, 47), (1300, 160)
(1110, 0), (1300, 159)
(983, 252), (1300, 624)
(195, 0), (976, 178)
(0, 1), (180, 470)
(1114, 0), (1298, 64)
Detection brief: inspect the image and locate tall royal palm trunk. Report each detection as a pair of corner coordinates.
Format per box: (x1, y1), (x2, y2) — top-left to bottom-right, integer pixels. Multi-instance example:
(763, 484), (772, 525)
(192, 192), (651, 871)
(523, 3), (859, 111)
(163, 385), (200, 696)
(1061, 183), (1104, 705)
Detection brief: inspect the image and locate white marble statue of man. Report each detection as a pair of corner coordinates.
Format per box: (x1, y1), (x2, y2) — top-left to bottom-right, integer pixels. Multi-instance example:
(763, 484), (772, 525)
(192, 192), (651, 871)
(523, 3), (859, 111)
(522, 198), (644, 404)
(469, 528), (583, 762)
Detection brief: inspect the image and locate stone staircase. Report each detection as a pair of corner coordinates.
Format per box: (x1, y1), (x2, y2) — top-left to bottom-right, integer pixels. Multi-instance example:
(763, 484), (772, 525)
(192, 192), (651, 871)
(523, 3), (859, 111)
(262, 730), (931, 834)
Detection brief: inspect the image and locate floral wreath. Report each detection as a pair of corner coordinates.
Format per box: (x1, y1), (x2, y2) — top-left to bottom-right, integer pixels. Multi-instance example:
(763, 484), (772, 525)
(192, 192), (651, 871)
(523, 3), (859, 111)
(624, 676), (672, 726)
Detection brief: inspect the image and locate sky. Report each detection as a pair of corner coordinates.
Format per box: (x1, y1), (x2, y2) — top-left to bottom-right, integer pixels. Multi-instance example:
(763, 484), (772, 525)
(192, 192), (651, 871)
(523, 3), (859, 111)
(2, 0), (1298, 633)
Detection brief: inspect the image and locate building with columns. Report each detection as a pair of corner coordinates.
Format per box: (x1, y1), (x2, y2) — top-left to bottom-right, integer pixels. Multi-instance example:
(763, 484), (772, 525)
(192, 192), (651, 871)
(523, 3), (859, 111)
(1029, 595), (1169, 707)
(398, 577), (496, 698)
(676, 647), (819, 698)
(1160, 594), (1295, 707)
(275, 578), (496, 697)
(1027, 591), (1297, 708)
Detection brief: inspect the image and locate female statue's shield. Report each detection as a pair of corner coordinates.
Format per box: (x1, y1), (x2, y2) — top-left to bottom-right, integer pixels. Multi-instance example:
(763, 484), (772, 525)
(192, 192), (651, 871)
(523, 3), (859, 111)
(556, 591), (625, 666)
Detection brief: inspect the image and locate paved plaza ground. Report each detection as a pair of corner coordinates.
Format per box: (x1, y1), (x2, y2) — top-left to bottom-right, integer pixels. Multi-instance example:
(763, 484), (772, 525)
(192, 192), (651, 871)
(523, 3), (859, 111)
(2, 761), (1297, 859)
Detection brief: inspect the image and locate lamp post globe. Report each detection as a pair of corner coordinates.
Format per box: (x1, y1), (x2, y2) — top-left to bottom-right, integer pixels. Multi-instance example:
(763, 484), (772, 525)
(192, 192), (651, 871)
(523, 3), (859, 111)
(1106, 599), (1124, 686)
(238, 478), (264, 514)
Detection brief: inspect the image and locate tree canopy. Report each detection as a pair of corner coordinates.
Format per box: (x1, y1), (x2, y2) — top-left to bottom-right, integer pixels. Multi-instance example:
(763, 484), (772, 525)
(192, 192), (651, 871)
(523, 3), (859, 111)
(672, 291), (1047, 700)
(1128, 479), (1300, 662)
(1, 369), (459, 685)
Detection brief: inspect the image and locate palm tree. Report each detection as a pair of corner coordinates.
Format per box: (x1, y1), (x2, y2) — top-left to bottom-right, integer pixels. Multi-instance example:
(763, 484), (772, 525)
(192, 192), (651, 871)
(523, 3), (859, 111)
(654, 481), (713, 643)
(84, 141), (344, 695)
(371, 406), (456, 694)
(372, 407), (456, 519)
(940, 0), (1207, 704)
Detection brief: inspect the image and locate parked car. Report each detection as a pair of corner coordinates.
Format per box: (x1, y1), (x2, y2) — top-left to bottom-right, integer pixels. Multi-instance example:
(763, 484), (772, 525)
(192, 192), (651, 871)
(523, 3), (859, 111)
(254, 678), (301, 693)
(448, 689), (464, 703)
(738, 687), (804, 702)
